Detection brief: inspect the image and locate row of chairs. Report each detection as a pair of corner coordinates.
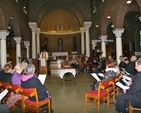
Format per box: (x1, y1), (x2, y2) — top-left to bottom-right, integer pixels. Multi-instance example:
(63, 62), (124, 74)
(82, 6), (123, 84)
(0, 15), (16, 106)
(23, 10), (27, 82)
(0, 81), (50, 113)
(85, 74), (141, 113)
(85, 74), (122, 113)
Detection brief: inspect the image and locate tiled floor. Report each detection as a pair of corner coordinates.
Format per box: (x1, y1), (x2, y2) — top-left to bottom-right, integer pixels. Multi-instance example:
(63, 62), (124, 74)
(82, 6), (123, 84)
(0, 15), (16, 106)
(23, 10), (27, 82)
(46, 72), (119, 113)
(11, 72), (140, 113)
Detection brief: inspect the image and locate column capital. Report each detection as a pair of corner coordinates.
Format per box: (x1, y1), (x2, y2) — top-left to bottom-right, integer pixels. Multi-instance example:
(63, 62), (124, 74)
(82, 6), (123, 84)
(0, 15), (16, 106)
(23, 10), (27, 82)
(80, 27), (85, 34)
(84, 21), (92, 30)
(0, 30), (9, 40)
(100, 35), (107, 42)
(14, 37), (21, 44)
(29, 22), (37, 31)
(24, 41), (30, 47)
(113, 28), (125, 37)
(35, 28), (40, 35)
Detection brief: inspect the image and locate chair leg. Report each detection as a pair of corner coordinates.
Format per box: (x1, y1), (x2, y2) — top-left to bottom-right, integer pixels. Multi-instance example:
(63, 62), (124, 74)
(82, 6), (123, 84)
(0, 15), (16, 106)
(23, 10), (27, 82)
(48, 100), (51, 113)
(85, 95), (88, 110)
(12, 105), (16, 113)
(98, 100), (100, 113)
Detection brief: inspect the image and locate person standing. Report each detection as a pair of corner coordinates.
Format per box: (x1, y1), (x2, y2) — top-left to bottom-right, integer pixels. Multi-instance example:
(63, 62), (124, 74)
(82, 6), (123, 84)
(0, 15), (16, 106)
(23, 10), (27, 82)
(40, 49), (49, 60)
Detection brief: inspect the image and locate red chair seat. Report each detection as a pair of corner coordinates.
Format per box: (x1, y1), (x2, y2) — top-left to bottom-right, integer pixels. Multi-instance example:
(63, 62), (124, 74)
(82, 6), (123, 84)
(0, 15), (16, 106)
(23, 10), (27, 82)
(25, 97), (50, 104)
(86, 90), (108, 97)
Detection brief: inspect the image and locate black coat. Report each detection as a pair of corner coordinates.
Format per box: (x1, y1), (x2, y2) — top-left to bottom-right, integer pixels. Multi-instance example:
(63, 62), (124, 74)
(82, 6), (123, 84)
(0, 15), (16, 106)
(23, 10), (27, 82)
(127, 73), (141, 107)
(0, 72), (13, 82)
(21, 76), (48, 101)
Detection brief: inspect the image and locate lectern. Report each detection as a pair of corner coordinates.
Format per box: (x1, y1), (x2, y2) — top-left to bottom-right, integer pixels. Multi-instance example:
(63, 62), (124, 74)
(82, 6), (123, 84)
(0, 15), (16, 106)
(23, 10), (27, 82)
(39, 58), (50, 75)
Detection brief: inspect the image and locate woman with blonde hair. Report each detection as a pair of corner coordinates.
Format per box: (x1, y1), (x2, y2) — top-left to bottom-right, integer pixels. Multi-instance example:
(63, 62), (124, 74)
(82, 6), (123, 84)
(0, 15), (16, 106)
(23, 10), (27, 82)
(12, 64), (23, 85)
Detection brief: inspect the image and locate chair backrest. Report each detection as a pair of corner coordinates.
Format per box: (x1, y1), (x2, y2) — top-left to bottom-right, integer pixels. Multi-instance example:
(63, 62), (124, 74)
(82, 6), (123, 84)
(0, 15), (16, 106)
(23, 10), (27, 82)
(98, 79), (114, 95)
(0, 81), (11, 89)
(8, 83), (21, 93)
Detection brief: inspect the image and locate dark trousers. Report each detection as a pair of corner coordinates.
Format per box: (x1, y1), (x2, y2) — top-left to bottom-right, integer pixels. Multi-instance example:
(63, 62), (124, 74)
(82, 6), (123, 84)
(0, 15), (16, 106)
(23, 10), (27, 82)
(0, 103), (10, 113)
(116, 93), (129, 113)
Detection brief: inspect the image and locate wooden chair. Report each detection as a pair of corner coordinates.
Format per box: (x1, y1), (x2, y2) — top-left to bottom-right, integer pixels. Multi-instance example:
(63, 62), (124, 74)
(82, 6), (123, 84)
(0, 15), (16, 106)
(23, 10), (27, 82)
(7, 84), (22, 113)
(85, 79), (114, 113)
(19, 87), (50, 113)
(129, 101), (141, 113)
(0, 81), (11, 103)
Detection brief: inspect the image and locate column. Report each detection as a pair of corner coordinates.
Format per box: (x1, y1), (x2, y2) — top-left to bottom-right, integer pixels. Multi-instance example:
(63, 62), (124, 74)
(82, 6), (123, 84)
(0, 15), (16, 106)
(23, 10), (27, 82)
(113, 28), (124, 64)
(80, 27), (85, 54)
(14, 37), (21, 63)
(84, 22), (92, 57)
(100, 35), (107, 58)
(0, 30), (9, 67)
(24, 41), (30, 59)
(29, 22), (37, 59)
(35, 28), (40, 56)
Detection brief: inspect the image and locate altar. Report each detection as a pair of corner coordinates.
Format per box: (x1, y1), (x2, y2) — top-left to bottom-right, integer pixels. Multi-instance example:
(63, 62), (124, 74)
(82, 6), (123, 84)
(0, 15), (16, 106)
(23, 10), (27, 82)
(59, 68), (76, 79)
(52, 52), (68, 56)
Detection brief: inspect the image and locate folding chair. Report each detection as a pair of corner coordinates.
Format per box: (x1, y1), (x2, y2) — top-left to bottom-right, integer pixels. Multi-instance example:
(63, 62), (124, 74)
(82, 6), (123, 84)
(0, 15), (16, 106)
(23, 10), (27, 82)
(19, 87), (50, 113)
(85, 79), (114, 113)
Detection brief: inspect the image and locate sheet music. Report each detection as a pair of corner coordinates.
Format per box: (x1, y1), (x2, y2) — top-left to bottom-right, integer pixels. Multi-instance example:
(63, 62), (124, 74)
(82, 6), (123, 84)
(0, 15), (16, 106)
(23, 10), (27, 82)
(91, 73), (101, 81)
(38, 74), (46, 84)
(122, 78), (130, 86)
(0, 89), (8, 102)
(116, 82), (129, 90)
(122, 68), (130, 75)
(40, 58), (46, 66)
(98, 73), (104, 77)
(122, 75), (132, 81)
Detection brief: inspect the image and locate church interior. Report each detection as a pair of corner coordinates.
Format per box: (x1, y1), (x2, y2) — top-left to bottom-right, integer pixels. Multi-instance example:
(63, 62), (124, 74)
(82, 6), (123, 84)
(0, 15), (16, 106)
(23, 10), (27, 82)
(0, 0), (141, 113)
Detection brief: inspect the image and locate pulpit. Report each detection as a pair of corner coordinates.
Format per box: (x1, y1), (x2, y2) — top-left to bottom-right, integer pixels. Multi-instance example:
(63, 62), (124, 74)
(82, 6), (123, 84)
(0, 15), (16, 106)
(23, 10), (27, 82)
(39, 58), (50, 75)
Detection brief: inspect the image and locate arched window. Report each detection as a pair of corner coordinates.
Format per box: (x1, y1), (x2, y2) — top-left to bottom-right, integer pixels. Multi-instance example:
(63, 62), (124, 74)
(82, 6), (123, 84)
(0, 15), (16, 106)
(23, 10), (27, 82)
(58, 38), (63, 52)
(73, 37), (77, 51)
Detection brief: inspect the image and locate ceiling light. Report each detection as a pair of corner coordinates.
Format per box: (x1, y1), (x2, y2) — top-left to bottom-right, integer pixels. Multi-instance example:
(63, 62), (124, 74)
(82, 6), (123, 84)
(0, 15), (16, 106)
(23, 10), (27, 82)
(127, 0), (131, 4)
(96, 25), (99, 27)
(107, 16), (111, 19)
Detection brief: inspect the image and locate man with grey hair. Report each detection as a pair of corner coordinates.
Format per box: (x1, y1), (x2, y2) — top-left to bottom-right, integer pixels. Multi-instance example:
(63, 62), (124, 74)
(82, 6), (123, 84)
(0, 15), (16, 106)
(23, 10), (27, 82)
(124, 55), (137, 76)
(116, 58), (141, 113)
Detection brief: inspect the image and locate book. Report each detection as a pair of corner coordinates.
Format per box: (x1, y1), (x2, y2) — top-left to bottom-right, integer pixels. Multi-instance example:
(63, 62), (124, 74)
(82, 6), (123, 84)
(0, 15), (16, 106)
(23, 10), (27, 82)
(98, 73), (104, 77)
(122, 75), (132, 81)
(122, 78), (130, 86)
(38, 74), (46, 84)
(91, 73), (101, 81)
(121, 68), (130, 75)
(116, 82), (129, 90)
(0, 89), (9, 102)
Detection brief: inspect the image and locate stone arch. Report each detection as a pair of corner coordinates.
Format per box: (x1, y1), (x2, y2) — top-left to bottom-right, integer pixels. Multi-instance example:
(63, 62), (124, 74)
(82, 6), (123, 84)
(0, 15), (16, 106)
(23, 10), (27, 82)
(115, 0), (139, 28)
(36, 2), (84, 27)
(8, 16), (20, 36)
(100, 19), (113, 35)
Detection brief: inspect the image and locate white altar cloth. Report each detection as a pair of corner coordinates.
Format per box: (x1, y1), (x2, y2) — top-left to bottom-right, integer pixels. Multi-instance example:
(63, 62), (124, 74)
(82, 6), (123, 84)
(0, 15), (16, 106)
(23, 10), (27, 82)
(59, 69), (76, 79)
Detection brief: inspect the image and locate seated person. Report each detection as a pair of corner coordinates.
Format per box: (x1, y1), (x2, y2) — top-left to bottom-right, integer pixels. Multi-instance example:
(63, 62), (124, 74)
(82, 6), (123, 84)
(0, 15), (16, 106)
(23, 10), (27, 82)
(116, 58), (141, 113)
(70, 55), (82, 73)
(0, 63), (13, 82)
(21, 58), (28, 71)
(118, 55), (126, 69)
(62, 56), (71, 68)
(84, 56), (92, 73)
(21, 64), (53, 112)
(95, 54), (106, 74)
(12, 64), (23, 85)
(92, 60), (119, 90)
